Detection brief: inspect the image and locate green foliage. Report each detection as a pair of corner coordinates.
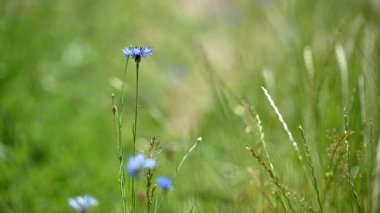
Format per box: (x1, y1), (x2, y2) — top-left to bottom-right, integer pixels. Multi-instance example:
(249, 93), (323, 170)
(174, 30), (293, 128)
(1, 0), (380, 212)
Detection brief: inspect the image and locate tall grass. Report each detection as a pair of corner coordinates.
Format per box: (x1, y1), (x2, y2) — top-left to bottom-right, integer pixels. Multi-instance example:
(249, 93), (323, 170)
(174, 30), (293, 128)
(0, 1), (379, 212)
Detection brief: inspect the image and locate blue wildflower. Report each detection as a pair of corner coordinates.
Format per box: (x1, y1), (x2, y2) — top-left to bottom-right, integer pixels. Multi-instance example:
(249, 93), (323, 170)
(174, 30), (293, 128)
(123, 46), (153, 63)
(144, 158), (157, 169)
(127, 153), (156, 176)
(127, 153), (146, 176)
(156, 177), (173, 190)
(68, 195), (98, 213)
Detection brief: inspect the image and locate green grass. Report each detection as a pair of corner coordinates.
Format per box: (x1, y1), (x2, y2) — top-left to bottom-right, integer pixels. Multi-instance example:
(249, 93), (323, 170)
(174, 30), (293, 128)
(1, 0), (380, 212)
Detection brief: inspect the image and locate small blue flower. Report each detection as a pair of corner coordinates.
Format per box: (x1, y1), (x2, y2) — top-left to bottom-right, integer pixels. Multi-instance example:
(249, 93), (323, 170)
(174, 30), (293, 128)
(68, 195), (98, 213)
(144, 158), (156, 169)
(122, 46), (153, 63)
(156, 177), (173, 190)
(127, 153), (157, 176)
(127, 153), (146, 176)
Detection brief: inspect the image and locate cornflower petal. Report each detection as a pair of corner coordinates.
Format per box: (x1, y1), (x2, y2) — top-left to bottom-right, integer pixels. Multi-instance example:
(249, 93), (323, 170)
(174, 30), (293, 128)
(143, 158), (156, 169)
(122, 48), (133, 57)
(156, 177), (173, 190)
(127, 153), (146, 176)
(83, 195), (98, 208)
(142, 46), (153, 56)
(132, 47), (142, 55)
(135, 153), (145, 162)
(68, 198), (82, 211)
(68, 195), (98, 212)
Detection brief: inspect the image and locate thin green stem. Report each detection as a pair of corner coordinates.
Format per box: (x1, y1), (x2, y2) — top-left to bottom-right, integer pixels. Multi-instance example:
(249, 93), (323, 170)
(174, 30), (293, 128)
(299, 126), (322, 213)
(246, 146), (294, 213)
(175, 137), (202, 176)
(121, 60), (129, 213)
(131, 61), (140, 212)
(116, 111), (127, 213)
(343, 110), (361, 212)
(114, 58), (130, 213)
(130, 178), (135, 213)
(113, 98), (126, 212)
(145, 170), (154, 213)
(133, 62), (140, 154)
(154, 192), (166, 213)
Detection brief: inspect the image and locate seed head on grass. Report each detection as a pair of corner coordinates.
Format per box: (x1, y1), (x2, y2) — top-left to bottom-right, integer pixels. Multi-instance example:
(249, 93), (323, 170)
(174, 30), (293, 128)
(68, 195), (98, 213)
(299, 125), (322, 213)
(261, 87), (303, 162)
(144, 137), (161, 212)
(245, 145), (296, 213)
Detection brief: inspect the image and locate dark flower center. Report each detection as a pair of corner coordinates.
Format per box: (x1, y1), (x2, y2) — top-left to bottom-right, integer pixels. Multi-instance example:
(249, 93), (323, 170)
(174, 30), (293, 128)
(134, 54), (141, 63)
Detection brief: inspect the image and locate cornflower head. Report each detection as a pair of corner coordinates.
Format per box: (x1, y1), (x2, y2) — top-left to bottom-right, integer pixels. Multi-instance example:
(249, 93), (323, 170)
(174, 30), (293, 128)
(127, 153), (156, 177)
(144, 158), (157, 169)
(156, 177), (173, 190)
(68, 195), (98, 213)
(122, 46), (153, 63)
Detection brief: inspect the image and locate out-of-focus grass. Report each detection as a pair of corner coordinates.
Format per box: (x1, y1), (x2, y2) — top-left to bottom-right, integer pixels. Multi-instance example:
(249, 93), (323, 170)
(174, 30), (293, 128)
(1, 0), (379, 212)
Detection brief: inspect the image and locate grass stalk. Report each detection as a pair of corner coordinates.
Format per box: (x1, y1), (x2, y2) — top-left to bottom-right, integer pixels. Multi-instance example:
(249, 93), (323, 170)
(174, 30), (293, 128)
(153, 192), (166, 213)
(335, 44), (349, 108)
(175, 137), (202, 177)
(120, 58), (130, 127)
(277, 182), (316, 213)
(371, 136), (380, 213)
(242, 99), (275, 173)
(323, 129), (354, 203)
(261, 87), (303, 162)
(358, 75), (366, 124)
(299, 125), (322, 213)
(145, 170), (155, 212)
(112, 58), (130, 213)
(145, 137), (160, 213)
(255, 113), (274, 172)
(343, 110), (361, 212)
(303, 47), (315, 80)
(246, 145), (295, 213)
(150, 136), (201, 213)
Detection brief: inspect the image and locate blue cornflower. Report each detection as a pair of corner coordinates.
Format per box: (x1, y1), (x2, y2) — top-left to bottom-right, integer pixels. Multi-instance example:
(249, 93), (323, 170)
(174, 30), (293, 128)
(127, 153), (145, 176)
(123, 46), (153, 63)
(144, 158), (157, 169)
(156, 177), (173, 190)
(127, 153), (156, 176)
(68, 195), (98, 213)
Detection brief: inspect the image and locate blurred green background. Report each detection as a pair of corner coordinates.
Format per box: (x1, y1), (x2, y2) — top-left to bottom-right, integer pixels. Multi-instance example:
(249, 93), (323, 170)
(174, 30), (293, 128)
(1, 0), (380, 212)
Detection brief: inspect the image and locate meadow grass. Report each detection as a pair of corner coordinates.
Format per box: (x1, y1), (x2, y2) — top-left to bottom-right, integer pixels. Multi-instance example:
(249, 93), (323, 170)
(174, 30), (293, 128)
(1, 0), (380, 212)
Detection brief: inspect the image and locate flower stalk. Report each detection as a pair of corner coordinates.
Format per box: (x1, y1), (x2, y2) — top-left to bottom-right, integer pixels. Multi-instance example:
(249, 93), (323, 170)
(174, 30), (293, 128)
(121, 45), (153, 212)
